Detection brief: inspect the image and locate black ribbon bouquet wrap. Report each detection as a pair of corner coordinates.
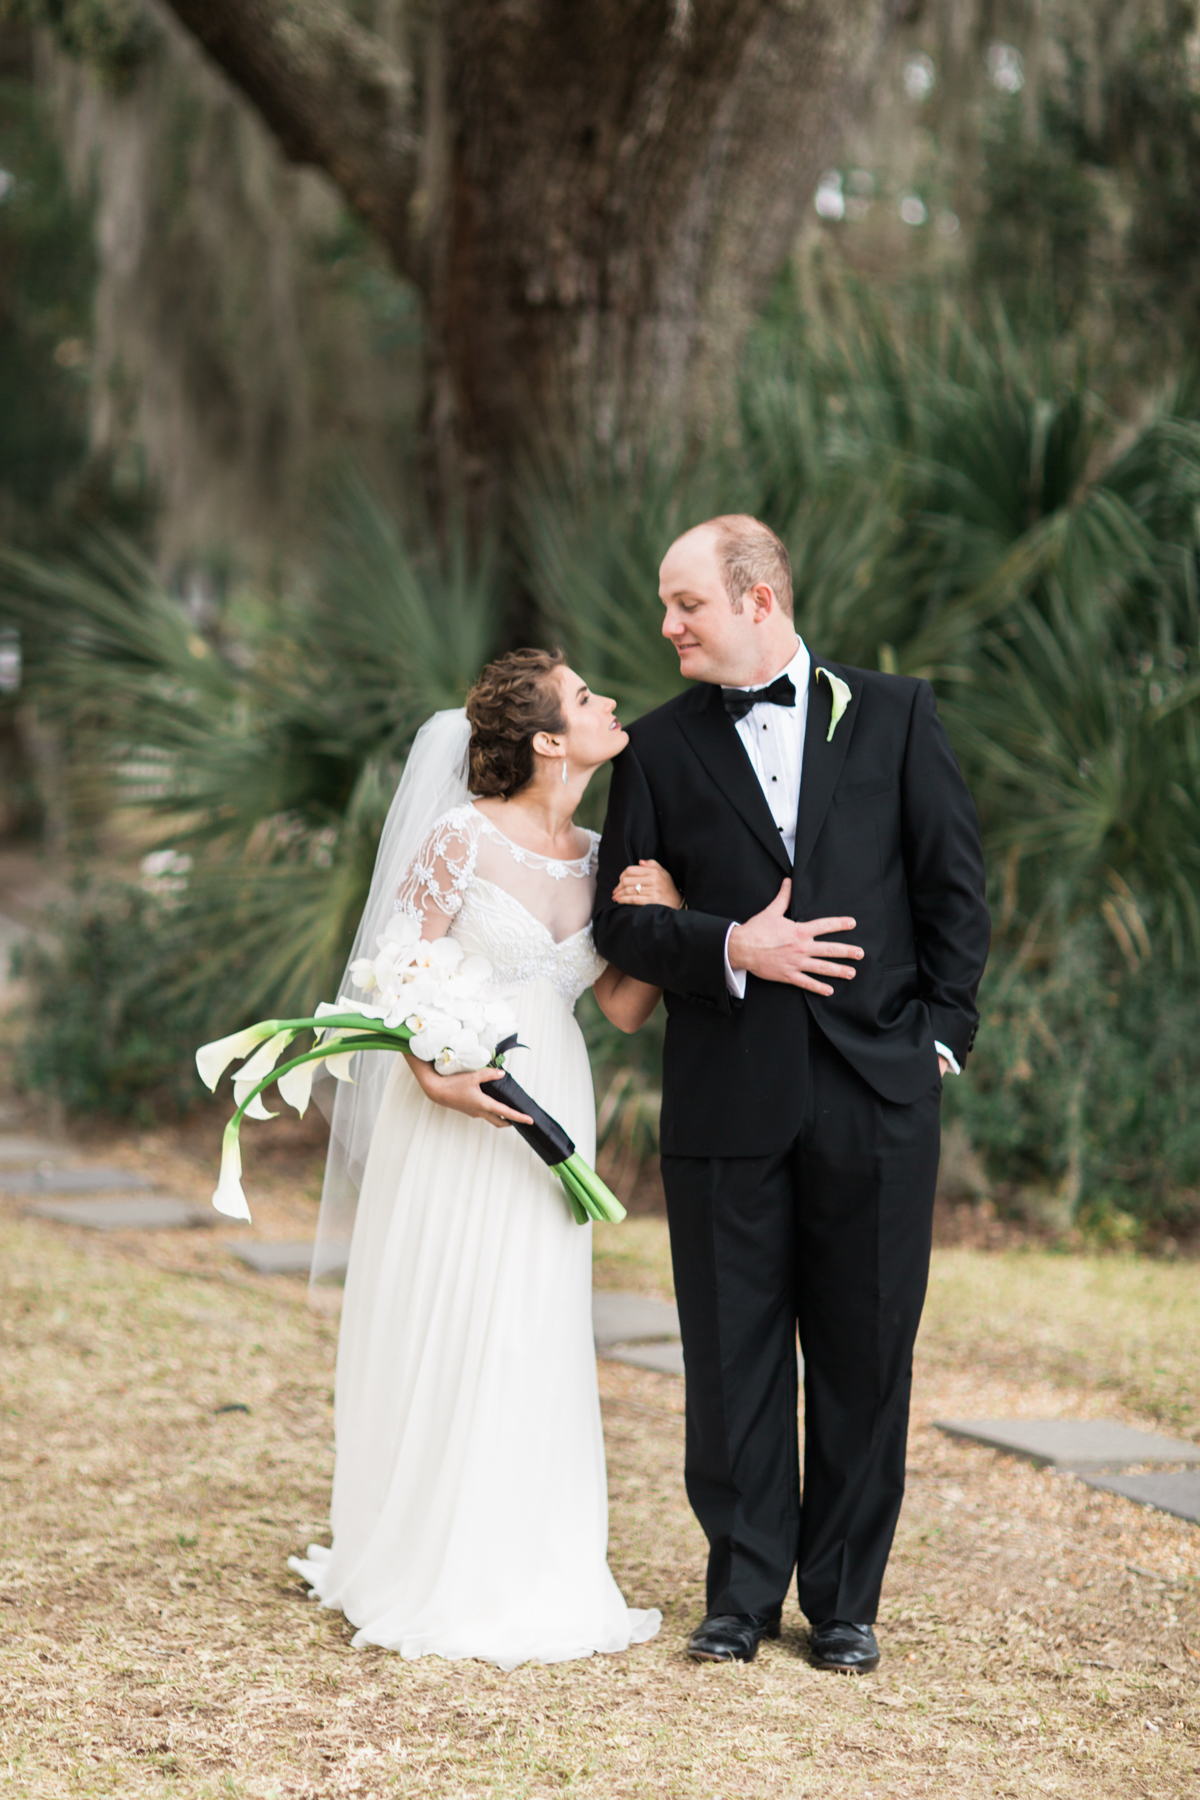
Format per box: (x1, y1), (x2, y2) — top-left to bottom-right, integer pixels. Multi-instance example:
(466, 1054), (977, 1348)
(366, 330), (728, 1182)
(484, 1032), (621, 1223)
(487, 1071), (575, 1166)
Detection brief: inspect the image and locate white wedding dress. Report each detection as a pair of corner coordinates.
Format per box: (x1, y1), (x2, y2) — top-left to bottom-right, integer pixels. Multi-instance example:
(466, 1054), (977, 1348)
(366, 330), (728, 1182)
(290, 802), (662, 1669)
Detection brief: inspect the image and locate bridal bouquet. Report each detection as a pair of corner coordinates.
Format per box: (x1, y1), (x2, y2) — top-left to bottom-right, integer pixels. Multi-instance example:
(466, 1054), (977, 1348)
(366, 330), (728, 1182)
(196, 913), (625, 1229)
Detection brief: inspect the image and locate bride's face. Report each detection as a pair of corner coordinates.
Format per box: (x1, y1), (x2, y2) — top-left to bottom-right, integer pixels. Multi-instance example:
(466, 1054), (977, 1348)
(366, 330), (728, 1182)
(554, 664), (628, 771)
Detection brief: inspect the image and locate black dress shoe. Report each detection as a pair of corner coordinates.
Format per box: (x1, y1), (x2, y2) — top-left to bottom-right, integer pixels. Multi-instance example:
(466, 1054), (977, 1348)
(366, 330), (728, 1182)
(809, 1620), (880, 1673)
(686, 1612), (781, 1663)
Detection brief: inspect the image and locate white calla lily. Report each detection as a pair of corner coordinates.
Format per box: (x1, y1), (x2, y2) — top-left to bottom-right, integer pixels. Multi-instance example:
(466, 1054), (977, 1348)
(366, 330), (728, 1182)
(313, 999), (386, 1042)
(235, 1083), (278, 1120)
(195, 1021), (281, 1092)
(212, 1121), (251, 1220)
(277, 1057), (315, 1117)
(817, 667), (852, 742)
(232, 1029), (295, 1087)
(324, 1050), (358, 1081)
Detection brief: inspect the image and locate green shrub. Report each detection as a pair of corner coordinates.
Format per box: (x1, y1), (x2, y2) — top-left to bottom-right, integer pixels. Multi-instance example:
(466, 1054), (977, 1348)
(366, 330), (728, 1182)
(11, 875), (212, 1119)
(945, 925), (1200, 1236)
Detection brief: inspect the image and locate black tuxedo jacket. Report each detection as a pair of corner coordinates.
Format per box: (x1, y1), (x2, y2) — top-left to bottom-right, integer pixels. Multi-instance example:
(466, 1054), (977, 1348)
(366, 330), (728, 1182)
(592, 660), (991, 1158)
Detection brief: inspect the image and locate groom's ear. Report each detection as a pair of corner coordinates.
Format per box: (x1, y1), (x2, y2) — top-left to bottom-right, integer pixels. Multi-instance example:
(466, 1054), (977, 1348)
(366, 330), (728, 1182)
(749, 581), (778, 622)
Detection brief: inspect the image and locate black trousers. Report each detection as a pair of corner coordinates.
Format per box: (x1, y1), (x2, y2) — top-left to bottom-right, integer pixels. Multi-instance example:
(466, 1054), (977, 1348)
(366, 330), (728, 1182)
(661, 1022), (941, 1626)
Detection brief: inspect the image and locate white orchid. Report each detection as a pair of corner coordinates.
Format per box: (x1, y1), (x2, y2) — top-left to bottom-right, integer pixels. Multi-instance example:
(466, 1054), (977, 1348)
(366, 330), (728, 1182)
(378, 913), (421, 952)
(412, 937), (464, 974)
(406, 1009), (467, 1062)
(195, 1021), (283, 1092)
(347, 955), (379, 992)
(433, 1027), (491, 1076)
(212, 1121), (251, 1221)
(817, 667), (852, 742)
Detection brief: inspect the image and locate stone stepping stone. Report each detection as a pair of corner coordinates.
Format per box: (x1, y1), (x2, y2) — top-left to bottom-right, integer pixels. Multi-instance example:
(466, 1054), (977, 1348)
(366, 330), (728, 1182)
(592, 1291), (680, 1347)
(604, 1340), (685, 1377)
(24, 1196), (212, 1231)
(592, 1291), (684, 1376)
(1, 1165), (154, 1194)
(1081, 1471), (1200, 1524)
(934, 1418), (1200, 1472)
(0, 1136), (70, 1164)
(231, 1242), (315, 1276)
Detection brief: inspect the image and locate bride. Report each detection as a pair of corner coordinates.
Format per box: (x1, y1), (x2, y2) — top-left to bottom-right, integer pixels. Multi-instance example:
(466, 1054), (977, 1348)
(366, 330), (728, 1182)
(290, 648), (681, 1669)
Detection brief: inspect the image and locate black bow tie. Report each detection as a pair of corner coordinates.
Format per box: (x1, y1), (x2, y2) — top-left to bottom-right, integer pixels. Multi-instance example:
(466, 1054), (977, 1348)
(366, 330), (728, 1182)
(721, 673), (796, 723)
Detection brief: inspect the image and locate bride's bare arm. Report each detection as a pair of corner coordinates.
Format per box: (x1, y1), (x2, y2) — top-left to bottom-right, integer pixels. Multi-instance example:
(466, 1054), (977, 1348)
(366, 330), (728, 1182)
(592, 965), (662, 1033)
(403, 1055), (533, 1128)
(593, 858), (681, 1033)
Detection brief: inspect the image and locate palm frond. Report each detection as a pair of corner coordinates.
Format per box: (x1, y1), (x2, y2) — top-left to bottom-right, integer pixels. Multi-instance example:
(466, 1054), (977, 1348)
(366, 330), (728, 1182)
(2, 480), (502, 1020)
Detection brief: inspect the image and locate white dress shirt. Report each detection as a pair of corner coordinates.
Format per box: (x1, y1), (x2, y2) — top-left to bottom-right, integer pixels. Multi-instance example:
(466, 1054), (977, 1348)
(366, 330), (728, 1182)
(718, 637), (959, 1073)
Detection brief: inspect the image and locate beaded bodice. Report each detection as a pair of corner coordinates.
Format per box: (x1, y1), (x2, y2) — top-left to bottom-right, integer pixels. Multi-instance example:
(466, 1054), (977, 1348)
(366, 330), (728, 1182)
(394, 803), (606, 1008)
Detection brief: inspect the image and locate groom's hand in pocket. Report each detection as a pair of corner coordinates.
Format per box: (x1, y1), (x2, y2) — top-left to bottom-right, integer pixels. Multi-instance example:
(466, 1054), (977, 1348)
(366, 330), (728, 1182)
(727, 879), (863, 996)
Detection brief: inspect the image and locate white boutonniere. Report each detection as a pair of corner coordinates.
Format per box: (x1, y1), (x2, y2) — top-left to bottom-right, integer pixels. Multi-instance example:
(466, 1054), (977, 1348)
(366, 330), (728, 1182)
(816, 667), (852, 742)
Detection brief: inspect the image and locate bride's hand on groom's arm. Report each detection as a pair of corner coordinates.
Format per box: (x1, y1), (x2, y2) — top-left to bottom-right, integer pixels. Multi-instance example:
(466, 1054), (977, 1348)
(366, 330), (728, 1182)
(727, 879), (863, 996)
(595, 863), (681, 1033)
(403, 1054), (534, 1130)
(612, 859), (683, 910)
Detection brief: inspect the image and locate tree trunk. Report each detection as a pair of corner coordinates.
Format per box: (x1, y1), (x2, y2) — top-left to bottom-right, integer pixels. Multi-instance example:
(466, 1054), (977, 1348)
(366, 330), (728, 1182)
(161, 0), (903, 508)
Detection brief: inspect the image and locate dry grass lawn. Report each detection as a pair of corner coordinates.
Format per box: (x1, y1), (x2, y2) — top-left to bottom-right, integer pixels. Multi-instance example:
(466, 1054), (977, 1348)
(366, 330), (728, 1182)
(1, 1122), (1198, 1799)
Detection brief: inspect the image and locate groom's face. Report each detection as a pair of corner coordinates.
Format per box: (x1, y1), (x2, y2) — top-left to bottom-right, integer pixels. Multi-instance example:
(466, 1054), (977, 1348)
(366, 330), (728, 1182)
(659, 528), (758, 685)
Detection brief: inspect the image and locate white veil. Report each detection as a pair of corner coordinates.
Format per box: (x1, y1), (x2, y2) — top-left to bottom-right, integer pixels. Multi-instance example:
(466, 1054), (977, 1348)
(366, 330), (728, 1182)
(310, 708), (472, 1285)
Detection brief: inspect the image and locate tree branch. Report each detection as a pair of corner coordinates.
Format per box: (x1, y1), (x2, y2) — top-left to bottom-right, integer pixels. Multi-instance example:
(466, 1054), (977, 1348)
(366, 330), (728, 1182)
(158, 0), (422, 279)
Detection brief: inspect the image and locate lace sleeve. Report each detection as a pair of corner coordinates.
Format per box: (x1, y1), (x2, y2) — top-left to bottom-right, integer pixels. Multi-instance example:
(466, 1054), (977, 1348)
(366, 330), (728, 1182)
(394, 809), (478, 936)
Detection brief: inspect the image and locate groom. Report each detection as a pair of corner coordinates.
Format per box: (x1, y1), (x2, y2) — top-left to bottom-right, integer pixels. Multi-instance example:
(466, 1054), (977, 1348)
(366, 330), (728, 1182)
(593, 516), (990, 1672)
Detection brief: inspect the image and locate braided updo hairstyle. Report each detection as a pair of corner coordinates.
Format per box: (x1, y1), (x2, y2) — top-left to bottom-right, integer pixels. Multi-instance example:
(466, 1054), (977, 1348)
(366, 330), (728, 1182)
(465, 647), (567, 800)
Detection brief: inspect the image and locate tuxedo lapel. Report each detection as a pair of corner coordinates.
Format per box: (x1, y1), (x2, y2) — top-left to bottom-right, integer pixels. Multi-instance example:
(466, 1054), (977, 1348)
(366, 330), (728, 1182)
(675, 685), (792, 875)
(792, 658), (861, 886)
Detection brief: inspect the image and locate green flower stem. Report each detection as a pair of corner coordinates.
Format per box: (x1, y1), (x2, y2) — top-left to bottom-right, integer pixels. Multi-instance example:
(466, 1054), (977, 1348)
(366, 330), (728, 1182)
(225, 1012), (418, 1045)
(564, 1151), (627, 1223)
(553, 1162), (591, 1224)
(552, 1153), (626, 1225)
(226, 1030), (414, 1132)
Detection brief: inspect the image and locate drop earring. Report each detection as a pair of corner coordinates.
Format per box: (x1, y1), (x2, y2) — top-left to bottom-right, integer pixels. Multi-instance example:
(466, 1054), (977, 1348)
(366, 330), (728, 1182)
(561, 757), (568, 786)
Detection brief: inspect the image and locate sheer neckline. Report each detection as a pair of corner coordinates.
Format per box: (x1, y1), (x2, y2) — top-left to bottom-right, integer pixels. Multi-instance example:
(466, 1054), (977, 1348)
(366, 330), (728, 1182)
(469, 803), (596, 871)
(471, 875), (593, 947)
